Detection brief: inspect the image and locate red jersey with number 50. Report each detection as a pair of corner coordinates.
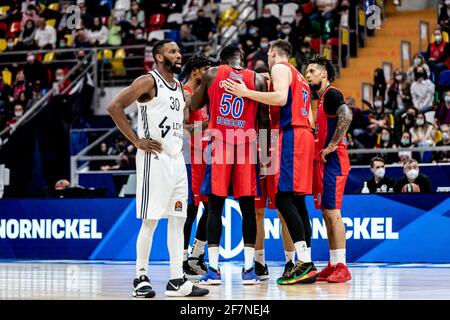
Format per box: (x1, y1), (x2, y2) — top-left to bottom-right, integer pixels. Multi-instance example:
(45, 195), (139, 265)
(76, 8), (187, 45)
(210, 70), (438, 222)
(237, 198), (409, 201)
(207, 65), (258, 144)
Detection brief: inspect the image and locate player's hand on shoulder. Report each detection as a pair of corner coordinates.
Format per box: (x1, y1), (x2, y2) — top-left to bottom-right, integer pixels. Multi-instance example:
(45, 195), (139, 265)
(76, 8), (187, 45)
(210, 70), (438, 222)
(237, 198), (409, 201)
(134, 138), (163, 154)
(223, 79), (248, 97)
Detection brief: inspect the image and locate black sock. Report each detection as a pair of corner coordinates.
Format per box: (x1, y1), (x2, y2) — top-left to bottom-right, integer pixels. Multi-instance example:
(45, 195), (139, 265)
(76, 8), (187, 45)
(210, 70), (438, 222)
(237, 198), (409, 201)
(207, 195), (225, 245)
(275, 192), (306, 243)
(239, 196), (256, 245)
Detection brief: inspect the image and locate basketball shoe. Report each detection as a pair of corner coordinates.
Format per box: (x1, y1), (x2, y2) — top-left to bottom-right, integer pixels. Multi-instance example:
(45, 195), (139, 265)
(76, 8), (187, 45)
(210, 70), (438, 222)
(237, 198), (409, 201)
(317, 261), (334, 281)
(282, 260), (295, 277)
(165, 277), (209, 297)
(187, 253), (208, 274)
(255, 261), (269, 280)
(198, 266), (222, 285)
(327, 263), (352, 283)
(242, 267), (261, 285)
(276, 261), (318, 285)
(132, 275), (156, 298)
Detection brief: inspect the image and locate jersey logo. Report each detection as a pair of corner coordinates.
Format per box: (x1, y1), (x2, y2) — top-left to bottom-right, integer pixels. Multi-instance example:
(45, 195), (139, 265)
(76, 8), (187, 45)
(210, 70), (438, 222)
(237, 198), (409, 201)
(175, 201), (183, 212)
(159, 116), (170, 138)
(229, 72), (243, 81)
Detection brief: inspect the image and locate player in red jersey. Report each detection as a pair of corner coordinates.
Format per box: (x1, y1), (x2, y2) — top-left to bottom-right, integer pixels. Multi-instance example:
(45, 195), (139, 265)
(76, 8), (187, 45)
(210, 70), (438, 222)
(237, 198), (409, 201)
(190, 45), (269, 285)
(223, 39), (318, 285)
(306, 55), (352, 283)
(253, 66), (296, 281)
(180, 55), (211, 280)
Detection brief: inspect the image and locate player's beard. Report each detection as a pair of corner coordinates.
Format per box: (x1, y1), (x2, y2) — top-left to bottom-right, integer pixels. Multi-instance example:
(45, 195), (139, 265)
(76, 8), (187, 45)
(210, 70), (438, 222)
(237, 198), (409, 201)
(163, 57), (182, 74)
(309, 82), (322, 92)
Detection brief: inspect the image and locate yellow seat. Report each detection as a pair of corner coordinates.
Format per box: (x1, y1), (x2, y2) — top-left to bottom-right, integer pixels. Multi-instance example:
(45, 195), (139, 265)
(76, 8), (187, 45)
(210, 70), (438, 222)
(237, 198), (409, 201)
(46, 19), (56, 27)
(0, 6), (10, 16)
(13, 37), (19, 46)
(43, 51), (55, 63)
(2, 68), (12, 85)
(39, 3), (46, 13)
(103, 49), (113, 62)
(443, 31), (449, 43)
(114, 48), (126, 59)
(112, 49), (126, 76)
(0, 38), (6, 52)
(48, 3), (59, 11)
(435, 129), (442, 143)
(97, 50), (103, 61)
(64, 34), (73, 46)
(111, 59), (126, 76)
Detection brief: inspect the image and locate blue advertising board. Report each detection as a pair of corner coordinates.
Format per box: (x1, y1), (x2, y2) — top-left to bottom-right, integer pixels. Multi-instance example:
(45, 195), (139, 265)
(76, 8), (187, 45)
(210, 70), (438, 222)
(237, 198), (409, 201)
(1, 194), (450, 262)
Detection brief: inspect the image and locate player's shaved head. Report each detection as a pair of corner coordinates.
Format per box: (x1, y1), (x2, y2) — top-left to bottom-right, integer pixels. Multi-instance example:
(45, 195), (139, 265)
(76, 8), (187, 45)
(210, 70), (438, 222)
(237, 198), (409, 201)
(152, 39), (176, 59)
(219, 45), (243, 66)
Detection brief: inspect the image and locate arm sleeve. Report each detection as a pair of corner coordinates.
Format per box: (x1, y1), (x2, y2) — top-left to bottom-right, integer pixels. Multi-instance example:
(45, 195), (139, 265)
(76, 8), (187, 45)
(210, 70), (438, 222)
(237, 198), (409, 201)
(323, 88), (346, 115)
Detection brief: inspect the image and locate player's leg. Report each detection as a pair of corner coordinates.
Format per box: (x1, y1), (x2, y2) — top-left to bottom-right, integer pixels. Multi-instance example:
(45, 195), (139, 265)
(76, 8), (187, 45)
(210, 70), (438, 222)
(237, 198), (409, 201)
(165, 155), (209, 297)
(133, 219), (158, 298)
(275, 191), (318, 285)
(320, 159), (351, 283)
(239, 196), (260, 284)
(293, 195), (312, 259)
(186, 202), (208, 276)
(255, 207), (269, 280)
(278, 211), (295, 277)
(198, 194), (225, 285)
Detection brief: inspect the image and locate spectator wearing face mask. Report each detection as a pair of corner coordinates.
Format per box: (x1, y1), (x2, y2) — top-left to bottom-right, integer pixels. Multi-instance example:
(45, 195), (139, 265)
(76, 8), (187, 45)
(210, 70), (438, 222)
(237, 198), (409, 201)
(191, 8), (216, 42)
(437, 90), (450, 125)
(6, 103), (25, 129)
(367, 96), (391, 138)
(18, 19), (37, 50)
(375, 128), (399, 164)
(410, 66), (435, 113)
(361, 157), (396, 193)
(394, 159), (432, 193)
(11, 71), (32, 103)
(252, 37), (270, 67)
(87, 17), (109, 46)
(52, 68), (70, 94)
(23, 52), (47, 88)
(387, 69), (412, 113)
(407, 53), (431, 81)
(254, 7), (281, 40)
(426, 27), (450, 85)
(398, 131), (420, 164)
(433, 123), (450, 162)
(409, 112), (435, 147)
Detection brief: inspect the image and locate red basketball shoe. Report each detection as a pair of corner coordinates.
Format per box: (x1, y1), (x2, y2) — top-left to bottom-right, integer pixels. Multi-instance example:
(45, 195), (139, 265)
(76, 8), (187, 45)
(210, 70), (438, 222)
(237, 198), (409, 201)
(327, 263), (352, 283)
(317, 261), (334, 281)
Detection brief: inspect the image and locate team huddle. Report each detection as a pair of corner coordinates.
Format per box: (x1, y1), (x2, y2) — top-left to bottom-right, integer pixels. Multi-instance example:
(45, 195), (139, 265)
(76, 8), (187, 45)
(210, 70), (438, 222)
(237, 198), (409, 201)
(108, 38), (353, 298)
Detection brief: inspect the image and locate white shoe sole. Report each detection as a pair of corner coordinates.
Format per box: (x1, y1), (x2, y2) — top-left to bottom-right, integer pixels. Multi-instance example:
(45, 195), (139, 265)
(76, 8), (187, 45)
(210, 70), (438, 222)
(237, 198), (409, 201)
(198, 279), (222, 285)
(242, 279), (261, 285)
(184, 273), (204, 281)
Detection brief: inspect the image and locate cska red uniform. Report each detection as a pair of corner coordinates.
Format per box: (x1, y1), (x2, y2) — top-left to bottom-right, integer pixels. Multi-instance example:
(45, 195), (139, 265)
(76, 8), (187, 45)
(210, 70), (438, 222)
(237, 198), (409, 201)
(184, 84), (209, 206)
(201, 65), (261, 199)
(273, 62), (314, 195)
(312, 85), (351, 210)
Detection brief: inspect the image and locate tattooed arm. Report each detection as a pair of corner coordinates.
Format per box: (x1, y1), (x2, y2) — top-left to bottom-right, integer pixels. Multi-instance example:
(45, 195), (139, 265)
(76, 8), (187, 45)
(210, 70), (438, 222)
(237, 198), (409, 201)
(320, 103), (353, 163)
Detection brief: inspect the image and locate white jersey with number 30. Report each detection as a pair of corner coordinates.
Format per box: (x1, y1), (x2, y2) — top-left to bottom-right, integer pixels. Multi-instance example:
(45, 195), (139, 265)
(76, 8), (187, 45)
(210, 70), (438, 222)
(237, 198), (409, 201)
(137, 69), (185, 156)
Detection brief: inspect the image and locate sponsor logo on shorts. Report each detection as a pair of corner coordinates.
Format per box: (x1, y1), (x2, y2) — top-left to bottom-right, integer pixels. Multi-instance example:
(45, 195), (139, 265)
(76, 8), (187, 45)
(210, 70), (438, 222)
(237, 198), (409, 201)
(175, 201), (183, 212)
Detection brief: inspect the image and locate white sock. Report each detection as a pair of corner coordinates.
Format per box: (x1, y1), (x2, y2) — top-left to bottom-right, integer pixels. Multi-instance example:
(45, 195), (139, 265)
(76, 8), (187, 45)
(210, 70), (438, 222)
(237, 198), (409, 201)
(255, 249), (265, 265)
(294, 241), (311, 263)
(244, 247), (255, 270)
(330, 250), (337, 265)
(167, 216), (186, 279)
(335, 249), (346, 265)
(190, 239), (206, 258)
(183, 249), (188, 262)
(136, 219), (158, 277)
(208, 247), (220, 270)
(285, 250), (295, 263)
(307, 247), (312, 261)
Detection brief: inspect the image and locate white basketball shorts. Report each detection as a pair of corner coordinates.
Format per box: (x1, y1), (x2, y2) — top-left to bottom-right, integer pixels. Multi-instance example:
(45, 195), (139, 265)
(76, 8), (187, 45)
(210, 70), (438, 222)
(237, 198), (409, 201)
(136, 149), (188, 220)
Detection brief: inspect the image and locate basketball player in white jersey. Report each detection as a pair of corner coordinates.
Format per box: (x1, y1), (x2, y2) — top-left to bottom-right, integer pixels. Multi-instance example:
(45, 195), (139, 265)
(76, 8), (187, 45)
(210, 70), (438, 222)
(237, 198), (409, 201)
(107, 39), (209, 298)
